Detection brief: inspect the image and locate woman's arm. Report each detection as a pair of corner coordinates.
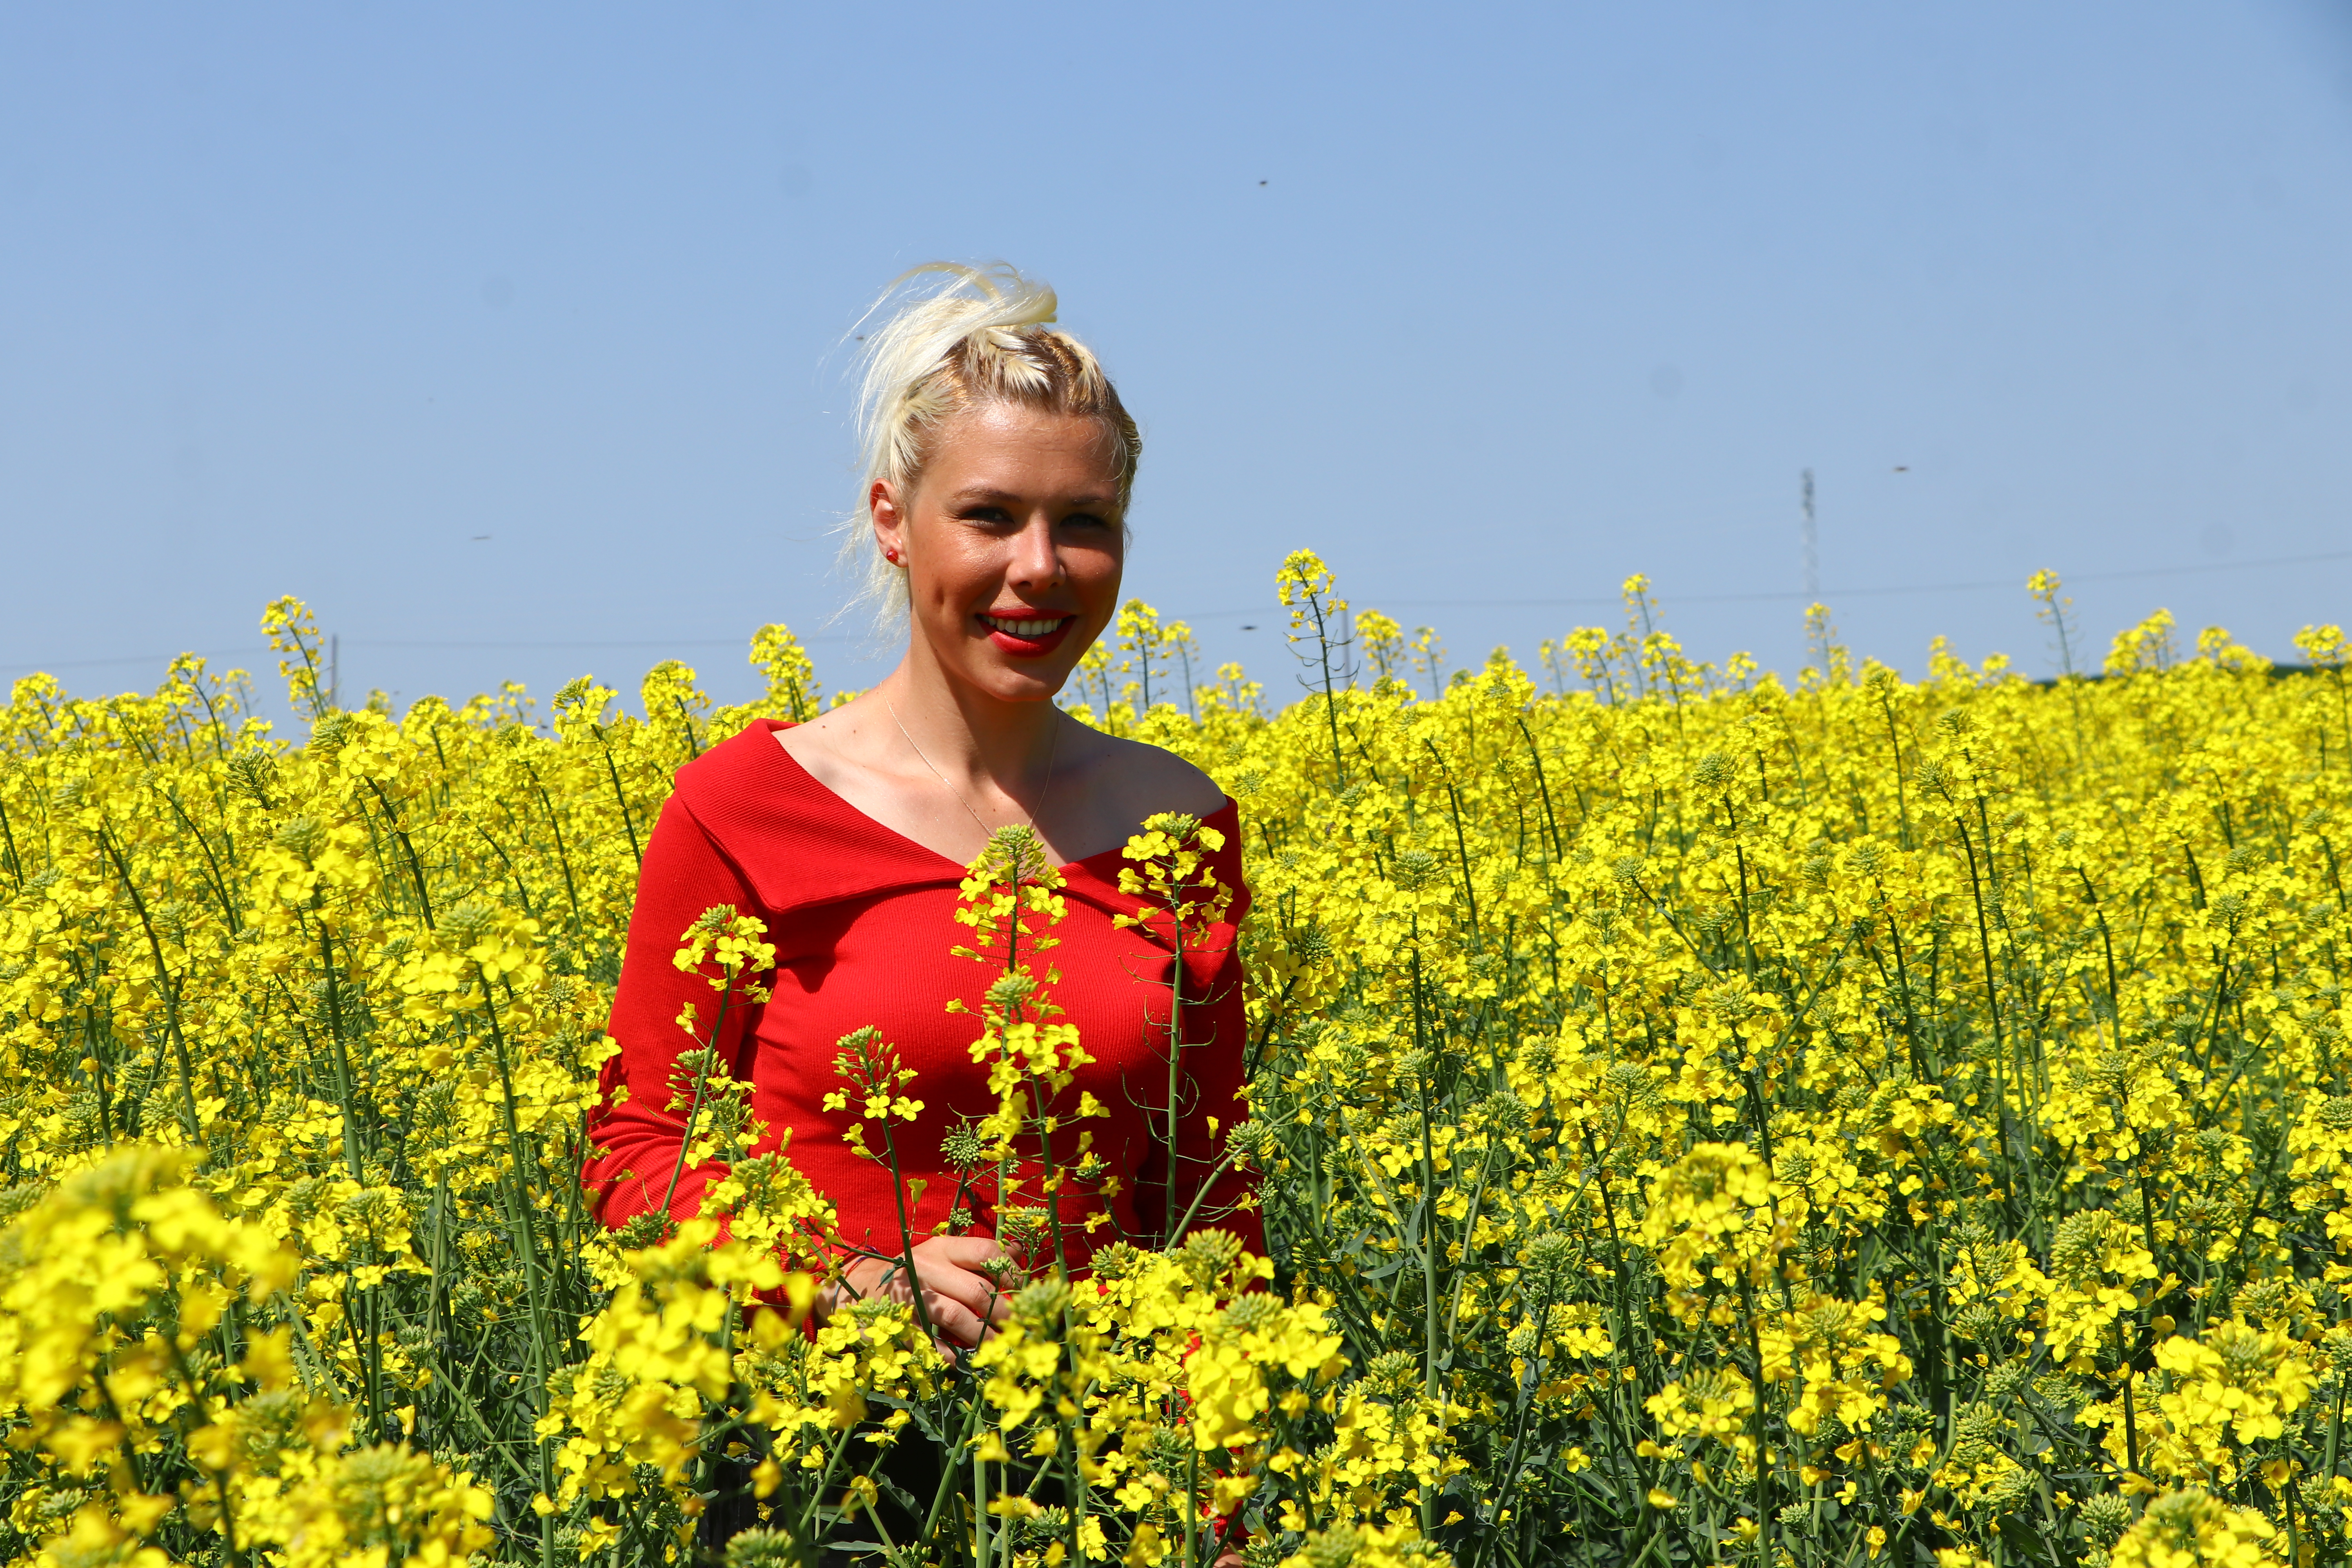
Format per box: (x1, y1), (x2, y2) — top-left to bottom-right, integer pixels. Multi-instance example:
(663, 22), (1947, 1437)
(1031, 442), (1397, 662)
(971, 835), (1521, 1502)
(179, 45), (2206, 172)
(582, 797), (768, 1230)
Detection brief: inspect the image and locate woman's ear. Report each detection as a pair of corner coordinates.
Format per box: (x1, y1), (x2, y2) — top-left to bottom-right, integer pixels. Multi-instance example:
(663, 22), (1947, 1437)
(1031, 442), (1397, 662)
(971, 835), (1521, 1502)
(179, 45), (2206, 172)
(870, 478), (907, 564)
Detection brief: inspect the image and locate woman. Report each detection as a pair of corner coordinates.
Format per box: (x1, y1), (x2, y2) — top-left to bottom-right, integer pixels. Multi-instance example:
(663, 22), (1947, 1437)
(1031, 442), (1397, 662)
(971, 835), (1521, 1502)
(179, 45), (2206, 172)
(583, 263), (1259, 1352)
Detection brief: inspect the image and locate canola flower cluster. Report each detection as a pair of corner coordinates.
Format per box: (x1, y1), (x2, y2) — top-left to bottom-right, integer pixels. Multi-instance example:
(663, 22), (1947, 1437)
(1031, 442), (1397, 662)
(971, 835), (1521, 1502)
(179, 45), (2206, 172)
(2, 562), (2350, 1568)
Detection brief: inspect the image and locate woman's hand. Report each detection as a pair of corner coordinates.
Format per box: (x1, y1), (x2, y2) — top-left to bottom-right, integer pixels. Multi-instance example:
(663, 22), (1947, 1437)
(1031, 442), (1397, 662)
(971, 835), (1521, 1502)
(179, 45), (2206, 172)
(822, 1236), (1013, 1347)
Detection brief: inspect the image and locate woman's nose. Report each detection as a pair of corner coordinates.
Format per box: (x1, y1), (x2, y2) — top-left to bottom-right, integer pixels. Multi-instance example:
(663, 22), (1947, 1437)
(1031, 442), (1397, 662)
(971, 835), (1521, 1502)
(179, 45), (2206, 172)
(1006, 517), (1063, 588)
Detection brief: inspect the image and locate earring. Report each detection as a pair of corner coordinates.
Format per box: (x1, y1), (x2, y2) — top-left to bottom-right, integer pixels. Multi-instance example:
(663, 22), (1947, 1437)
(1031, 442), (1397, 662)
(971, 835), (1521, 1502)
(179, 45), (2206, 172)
(886, 548), (902, 565)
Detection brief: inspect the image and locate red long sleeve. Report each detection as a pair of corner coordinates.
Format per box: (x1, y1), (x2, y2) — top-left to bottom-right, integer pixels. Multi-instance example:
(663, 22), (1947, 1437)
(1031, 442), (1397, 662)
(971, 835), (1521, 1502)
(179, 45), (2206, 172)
(583, 798), (767, 1228)
(581, 719), (1261, 1271)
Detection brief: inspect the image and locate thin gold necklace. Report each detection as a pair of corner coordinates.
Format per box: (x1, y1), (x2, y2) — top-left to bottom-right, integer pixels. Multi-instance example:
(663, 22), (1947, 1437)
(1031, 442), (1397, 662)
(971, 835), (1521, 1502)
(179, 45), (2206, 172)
(881, 695), (1062, 848)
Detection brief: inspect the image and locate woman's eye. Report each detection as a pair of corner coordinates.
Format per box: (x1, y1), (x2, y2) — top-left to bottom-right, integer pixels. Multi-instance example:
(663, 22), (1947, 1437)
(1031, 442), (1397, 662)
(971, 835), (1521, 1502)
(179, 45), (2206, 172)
(960, 506), (1014, 525)
(1064, 512), (1109, 531)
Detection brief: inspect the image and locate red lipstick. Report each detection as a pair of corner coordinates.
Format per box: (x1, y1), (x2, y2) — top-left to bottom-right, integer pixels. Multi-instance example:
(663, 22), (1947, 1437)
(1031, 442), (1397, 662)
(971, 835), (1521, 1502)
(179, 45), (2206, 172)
(979, 613), (1075, 658)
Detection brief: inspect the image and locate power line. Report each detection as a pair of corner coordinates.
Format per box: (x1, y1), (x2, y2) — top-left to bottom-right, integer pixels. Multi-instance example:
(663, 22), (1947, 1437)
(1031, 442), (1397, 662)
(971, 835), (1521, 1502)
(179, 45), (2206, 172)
(347, 634), (860, 651)
(6, 546), (2345, 676)
(1, 632), (861, 677)
(1185, 544), (2352, 618)
(4, 645), (274, 673)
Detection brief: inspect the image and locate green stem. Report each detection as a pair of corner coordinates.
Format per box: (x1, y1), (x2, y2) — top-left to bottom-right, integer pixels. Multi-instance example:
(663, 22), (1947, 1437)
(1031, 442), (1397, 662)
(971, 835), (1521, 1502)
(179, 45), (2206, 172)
(1163, 891), (1190, 1245)
(1425, 739), (1483, 936)
(658, 985), (739, 1222)
(96, 826), (205, 1145)
(1515, 713), (1566, 860)
(1412, 946), (1443, 1534)
(596, 735), (644, 869)
(320, 921), (365, 1178)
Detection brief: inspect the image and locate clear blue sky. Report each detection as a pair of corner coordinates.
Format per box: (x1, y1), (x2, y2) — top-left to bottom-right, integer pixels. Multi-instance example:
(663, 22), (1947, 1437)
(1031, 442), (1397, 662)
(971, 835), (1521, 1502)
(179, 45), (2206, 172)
(5, 3), (2350, 714)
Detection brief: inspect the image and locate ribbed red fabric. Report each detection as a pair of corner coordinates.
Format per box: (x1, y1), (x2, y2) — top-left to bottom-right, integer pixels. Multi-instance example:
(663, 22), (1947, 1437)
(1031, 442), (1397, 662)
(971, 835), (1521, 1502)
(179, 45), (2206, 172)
(582, 719), (1261, 1271)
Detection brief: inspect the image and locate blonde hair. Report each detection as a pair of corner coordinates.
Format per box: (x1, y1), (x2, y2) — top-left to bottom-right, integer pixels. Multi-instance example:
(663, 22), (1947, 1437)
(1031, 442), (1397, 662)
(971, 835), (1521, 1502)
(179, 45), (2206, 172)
(838, 263), (1140, 621)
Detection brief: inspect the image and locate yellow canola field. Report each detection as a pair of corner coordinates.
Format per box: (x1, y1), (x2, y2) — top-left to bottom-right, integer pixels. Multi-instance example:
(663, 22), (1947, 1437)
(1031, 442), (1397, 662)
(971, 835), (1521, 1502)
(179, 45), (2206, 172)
(2, 557), (2350, 1568)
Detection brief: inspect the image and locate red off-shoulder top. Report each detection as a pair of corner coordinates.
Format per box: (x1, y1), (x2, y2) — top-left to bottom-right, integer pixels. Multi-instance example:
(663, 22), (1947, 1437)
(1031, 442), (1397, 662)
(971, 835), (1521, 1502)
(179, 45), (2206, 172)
(582, 718), (1261, 1271)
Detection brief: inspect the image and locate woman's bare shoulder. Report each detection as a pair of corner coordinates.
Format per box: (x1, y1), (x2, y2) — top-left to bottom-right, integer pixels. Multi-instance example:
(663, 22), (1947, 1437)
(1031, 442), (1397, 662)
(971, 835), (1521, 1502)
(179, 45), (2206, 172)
(1065, 726), (1227, 822)
(773, 696), (887, 777)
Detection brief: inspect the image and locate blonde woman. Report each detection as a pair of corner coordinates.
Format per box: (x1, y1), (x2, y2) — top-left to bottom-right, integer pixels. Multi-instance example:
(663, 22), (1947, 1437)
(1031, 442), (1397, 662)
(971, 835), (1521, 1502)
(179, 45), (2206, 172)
(584, 267), (1258, 1538)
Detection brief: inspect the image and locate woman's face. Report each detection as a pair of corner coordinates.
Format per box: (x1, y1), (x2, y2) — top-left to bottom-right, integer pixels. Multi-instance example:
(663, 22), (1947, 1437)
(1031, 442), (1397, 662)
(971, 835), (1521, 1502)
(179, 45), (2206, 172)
(872, 402), (1125, 704)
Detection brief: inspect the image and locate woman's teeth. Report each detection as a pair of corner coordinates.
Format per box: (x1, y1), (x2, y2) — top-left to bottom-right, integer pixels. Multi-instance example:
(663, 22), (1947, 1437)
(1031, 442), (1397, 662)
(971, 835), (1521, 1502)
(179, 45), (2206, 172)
(984, 615), (1065, 637)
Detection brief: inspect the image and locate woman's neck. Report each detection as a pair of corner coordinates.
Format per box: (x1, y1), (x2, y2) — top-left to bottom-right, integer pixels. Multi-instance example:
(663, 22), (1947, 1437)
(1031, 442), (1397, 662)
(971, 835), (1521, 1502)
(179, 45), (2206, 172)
(874, 650), (1063, 797)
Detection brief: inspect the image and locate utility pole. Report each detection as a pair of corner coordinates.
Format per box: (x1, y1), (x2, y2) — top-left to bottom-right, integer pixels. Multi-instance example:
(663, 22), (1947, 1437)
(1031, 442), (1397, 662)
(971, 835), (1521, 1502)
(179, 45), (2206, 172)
(1800, 469), (1818, 601)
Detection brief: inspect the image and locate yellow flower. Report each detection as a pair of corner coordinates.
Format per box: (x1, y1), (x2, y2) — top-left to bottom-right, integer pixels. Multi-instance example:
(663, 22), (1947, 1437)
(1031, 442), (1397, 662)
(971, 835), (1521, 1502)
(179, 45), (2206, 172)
(9, 572), (2349, 1565)
(2110, 1489), (2282, 1568)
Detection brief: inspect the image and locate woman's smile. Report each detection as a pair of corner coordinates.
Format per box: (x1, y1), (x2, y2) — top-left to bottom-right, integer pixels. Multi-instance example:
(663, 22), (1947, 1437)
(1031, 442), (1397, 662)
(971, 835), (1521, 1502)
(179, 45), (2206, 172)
(978, 610), (1076, 655)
